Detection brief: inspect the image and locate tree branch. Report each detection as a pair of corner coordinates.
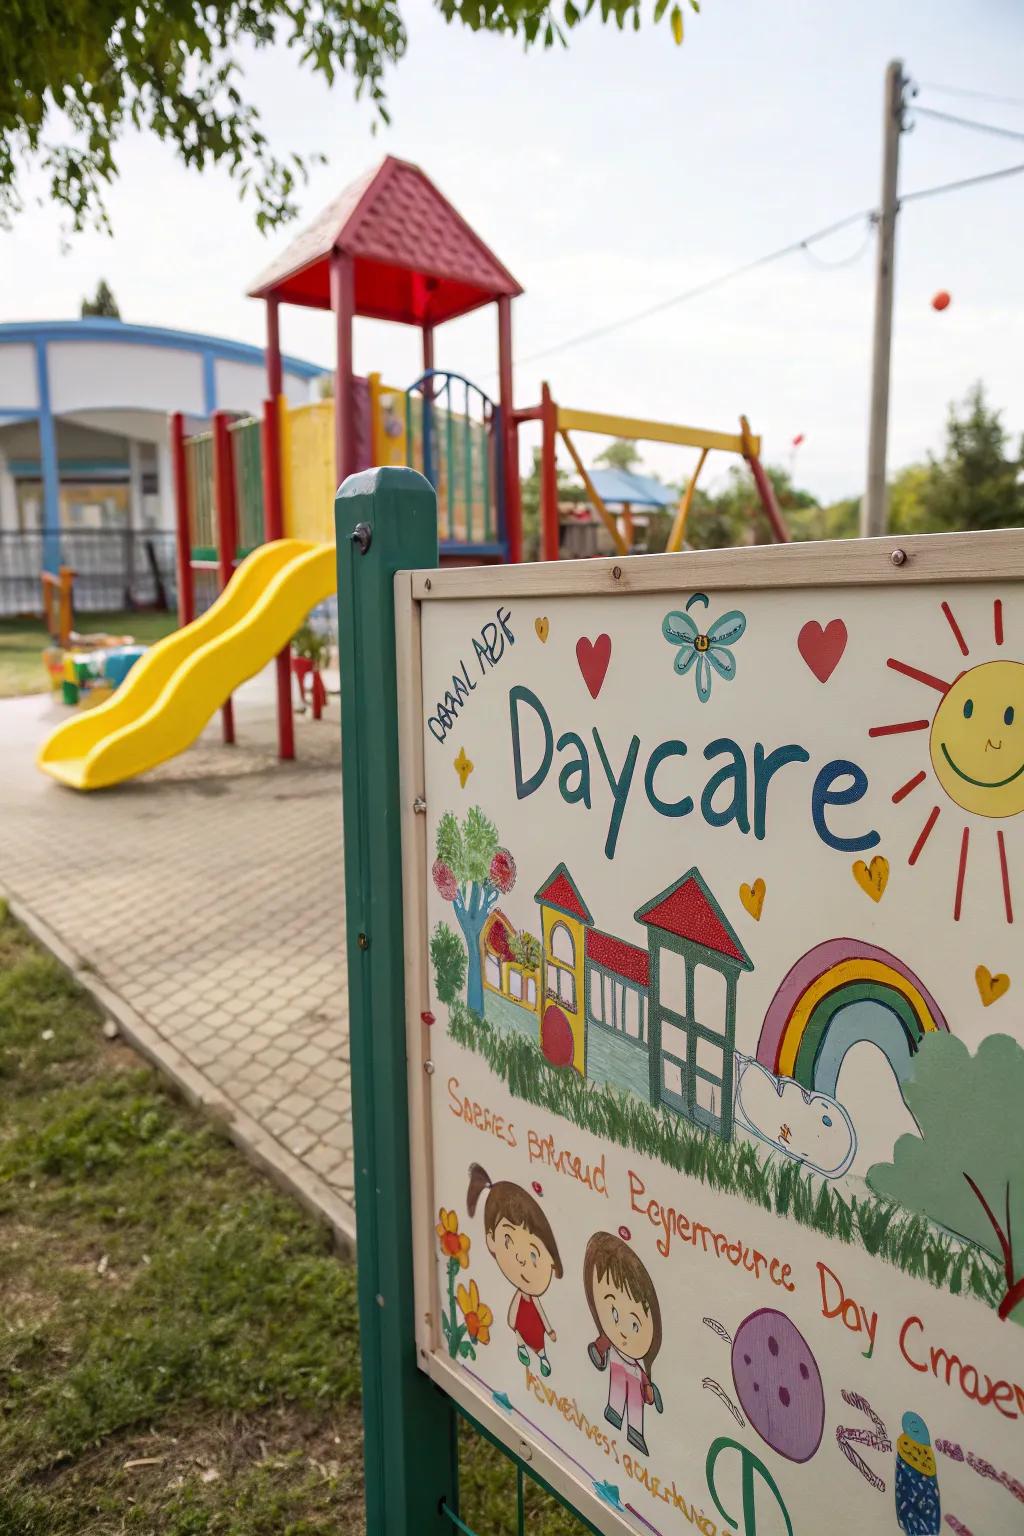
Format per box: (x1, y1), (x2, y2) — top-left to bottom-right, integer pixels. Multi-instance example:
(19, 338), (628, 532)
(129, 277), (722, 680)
(963, 1171), (1014, 1285)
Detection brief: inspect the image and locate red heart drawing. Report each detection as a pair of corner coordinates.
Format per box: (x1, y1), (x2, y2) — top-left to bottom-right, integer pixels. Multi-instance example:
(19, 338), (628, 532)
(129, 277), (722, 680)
(798, 619), (847, 683)
(576, 634), (612, 699)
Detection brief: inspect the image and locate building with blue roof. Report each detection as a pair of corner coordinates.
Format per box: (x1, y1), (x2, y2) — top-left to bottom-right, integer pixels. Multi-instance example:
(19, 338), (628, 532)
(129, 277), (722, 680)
(0, 318), (325, 604)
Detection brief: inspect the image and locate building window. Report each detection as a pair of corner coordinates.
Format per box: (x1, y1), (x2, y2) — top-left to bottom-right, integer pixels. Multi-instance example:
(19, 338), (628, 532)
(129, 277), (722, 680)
(693, 964), (726, 1029)
(525, 976), (537, 1007)
(485, 953), (502, 990)
(550, 922), (575, 966)
(546, 922), (577, 1013)
(587, 967), (648, 1045)
(658, 948), (686, 1011)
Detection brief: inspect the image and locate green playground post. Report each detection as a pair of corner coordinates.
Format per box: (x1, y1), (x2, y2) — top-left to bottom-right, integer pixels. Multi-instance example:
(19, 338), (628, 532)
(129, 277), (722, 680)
(335, 466), (454, 1534)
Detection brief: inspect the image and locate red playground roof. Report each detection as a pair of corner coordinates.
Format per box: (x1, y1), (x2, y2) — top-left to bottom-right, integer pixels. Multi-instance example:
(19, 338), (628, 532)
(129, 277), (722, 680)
(635, 870), (752, 970)
(586, 929), (649, 988)
(248, 156), (522, 324)
(534, 864), (594, 926)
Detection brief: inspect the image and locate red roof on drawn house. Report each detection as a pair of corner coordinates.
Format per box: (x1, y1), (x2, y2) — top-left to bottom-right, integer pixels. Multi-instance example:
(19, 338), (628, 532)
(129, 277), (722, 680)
(635, 870), (752, 970)
(586, 929), (649, 988)
(248, 156), (522, 324)
(534, 864), (594, 926)
(483, 910), (514, 952)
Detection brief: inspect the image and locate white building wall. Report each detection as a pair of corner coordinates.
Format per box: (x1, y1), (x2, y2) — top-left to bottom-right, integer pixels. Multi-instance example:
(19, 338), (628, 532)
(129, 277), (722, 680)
(214, 356), (270, 415)
(48, 342), (206, 415)
(0, 449), (18, 530)
(0, 344), (39, 410)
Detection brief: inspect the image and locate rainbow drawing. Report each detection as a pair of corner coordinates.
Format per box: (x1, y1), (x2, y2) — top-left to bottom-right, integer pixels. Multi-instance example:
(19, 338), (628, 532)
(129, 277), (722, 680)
(756, 939), (949, 1097)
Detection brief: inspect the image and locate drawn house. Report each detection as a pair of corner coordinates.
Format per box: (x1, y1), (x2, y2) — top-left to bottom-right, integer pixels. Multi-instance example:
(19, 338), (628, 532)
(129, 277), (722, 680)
(534, 864), (594, 1073)
(583, 929), (650, 1101)
(635, 871), (753, 1142)
(481, 909), (540, 1036)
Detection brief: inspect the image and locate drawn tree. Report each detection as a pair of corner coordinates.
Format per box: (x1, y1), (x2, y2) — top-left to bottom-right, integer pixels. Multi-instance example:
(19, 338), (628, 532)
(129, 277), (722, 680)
(430, 922), (466, 1006)
(432, 807), (515, 1015)
(868, 1032), (1024, 1322)
(511, 930), (542, 972)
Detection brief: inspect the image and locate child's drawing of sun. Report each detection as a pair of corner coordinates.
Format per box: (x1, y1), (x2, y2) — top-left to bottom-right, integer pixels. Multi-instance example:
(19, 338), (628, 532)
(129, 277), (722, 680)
(868, 599), (1021, 923)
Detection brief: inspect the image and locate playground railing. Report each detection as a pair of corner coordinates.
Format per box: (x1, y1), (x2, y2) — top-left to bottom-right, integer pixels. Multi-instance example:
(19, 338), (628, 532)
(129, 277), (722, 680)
(403, 370), (505, 559)
(281, 397), (336, 546)
(184, 430), (217, 561)
(229, 415), (266, 556)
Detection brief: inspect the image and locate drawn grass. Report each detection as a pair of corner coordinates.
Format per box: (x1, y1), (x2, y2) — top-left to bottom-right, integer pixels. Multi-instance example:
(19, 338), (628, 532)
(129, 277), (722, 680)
(447, 1001), (1006, 1315)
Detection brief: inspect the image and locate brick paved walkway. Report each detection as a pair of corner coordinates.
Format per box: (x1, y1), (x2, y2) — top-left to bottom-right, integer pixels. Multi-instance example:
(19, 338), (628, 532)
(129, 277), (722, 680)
(0, 672), (354, 1239)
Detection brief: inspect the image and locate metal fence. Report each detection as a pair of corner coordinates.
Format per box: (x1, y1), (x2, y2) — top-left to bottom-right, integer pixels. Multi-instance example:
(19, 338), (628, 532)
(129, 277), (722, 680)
(0, 530), (177, 618)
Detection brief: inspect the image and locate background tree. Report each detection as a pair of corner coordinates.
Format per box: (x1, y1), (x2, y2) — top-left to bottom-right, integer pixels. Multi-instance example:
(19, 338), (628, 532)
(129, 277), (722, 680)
(594, 438), (642, 474)
(2, 0), (697, 236)
(919, 382), (1024, 533)
(519, 446), (588, 561)
(868, 1032), (1024, 1322)
(432, 807), (516, 1014)
(80, 279), (121, 319)
(430, 921), (467, 1006)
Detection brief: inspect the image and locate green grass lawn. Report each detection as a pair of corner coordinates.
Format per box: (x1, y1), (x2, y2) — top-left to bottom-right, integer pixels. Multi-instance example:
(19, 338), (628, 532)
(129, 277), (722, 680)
(0, 611), (179, 698)
(0, 904), (585, 1535)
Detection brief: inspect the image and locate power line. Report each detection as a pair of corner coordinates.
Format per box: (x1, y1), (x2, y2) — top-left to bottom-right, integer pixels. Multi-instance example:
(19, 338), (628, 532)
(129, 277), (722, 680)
(515, 209), (872, 367)
(919, 81), (1024, 111)
(901, 159), (1024, 205)
(508, 155), (1024, 369)
(912, 104), (1024, 145)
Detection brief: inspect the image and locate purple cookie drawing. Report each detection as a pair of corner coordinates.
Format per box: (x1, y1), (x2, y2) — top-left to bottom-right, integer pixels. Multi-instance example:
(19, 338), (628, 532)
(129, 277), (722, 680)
(731, 1309), (825, 1463)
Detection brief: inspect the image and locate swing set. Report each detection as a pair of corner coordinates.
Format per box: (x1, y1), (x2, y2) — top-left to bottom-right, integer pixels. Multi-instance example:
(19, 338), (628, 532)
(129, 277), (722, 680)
(528, 384), (790, 560)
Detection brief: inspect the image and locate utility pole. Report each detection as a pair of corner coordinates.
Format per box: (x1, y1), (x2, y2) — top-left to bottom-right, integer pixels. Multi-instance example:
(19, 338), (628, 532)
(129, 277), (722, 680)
(862, 59), (908, 538)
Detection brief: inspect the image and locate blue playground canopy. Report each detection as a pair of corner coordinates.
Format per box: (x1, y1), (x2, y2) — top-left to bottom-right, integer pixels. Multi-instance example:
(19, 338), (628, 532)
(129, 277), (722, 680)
(585, 467), (676, 508)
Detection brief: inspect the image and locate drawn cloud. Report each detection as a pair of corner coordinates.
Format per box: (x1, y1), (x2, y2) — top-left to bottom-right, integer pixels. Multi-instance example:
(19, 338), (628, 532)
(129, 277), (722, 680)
(734, 1055), (857, 1178)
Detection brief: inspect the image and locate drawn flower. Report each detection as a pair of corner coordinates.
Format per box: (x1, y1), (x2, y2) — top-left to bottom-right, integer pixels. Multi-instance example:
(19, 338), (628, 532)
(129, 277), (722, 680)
(663, 600), (747, 703)
(436, 1208), (471, 1269)
(456, 1279), (493, 1345)
(432, 860), (458, 902)
(489, 848), (516, 893)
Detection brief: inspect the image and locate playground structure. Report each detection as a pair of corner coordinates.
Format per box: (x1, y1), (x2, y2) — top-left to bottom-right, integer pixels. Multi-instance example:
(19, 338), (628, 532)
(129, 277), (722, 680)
(38, 154), (788, 791)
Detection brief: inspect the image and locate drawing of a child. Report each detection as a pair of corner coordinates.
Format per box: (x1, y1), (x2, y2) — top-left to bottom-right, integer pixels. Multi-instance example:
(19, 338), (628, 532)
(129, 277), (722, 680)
(583, 1231), (664, 1456)
(467, 1163), (562, 1377)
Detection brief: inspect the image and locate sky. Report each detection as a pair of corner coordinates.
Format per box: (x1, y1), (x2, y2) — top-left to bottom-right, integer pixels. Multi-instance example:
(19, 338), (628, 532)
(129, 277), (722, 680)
(4, 0), (1024, 502)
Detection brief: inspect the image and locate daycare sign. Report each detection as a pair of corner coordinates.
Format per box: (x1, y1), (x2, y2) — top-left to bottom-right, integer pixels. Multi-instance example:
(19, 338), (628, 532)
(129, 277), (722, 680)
(410, 548), (1024, 1536)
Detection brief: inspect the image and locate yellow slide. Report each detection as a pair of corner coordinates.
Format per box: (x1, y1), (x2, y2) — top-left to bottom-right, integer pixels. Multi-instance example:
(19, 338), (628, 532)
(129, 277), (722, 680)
(37, 540), (337, 791)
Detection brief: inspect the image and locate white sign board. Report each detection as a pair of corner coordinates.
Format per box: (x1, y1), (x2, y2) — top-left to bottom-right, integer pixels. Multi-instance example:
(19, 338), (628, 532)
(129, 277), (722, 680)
(397, 532), (1024, 1536)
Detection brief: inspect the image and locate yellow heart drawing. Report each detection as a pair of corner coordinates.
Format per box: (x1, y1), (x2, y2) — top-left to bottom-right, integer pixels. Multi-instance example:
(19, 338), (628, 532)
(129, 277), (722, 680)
(453, 747), (474, 789)
(739, 878), (766, 921)
(852, 855), (889, 902)
(535, 616), (550, 643)
(976, 965), (1010, 1007)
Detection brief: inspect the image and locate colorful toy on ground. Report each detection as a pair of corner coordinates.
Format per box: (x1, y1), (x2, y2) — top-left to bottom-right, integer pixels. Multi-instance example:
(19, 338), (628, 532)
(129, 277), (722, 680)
(59, 644), (147, 707)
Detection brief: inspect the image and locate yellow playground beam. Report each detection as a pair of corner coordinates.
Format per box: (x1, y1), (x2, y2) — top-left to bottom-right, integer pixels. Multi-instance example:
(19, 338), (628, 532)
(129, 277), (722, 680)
(555, 406), (759, 459)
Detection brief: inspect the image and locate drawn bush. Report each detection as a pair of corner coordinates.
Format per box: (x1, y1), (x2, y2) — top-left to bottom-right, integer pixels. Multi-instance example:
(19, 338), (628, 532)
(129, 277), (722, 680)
(868, 1031), (1024, 1322)
(430, 922), (466, 1006)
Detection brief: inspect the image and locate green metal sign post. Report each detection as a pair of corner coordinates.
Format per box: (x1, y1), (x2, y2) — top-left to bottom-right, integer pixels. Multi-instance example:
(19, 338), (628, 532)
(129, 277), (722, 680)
(335, 467), (456, 1535)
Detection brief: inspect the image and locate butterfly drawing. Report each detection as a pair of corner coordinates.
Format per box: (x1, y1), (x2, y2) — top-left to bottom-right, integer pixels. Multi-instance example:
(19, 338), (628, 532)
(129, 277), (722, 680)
(662, 594), (747, 703)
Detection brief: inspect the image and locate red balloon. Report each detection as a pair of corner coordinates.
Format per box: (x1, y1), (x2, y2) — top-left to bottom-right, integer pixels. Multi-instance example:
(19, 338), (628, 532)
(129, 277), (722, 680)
(791, 433), (805, 447)
(932, 290), (951, 312)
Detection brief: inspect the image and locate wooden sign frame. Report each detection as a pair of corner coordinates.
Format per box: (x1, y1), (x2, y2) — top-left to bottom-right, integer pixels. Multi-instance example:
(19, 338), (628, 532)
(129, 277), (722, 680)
(338, 468), (1023, 1536)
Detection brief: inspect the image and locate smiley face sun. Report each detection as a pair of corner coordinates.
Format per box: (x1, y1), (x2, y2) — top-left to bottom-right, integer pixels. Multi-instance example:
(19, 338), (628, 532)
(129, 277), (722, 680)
(869, 599), (1021, 923)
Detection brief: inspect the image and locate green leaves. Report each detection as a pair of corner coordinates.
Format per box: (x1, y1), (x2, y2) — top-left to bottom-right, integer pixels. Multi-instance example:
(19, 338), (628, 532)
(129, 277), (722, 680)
(430, 921), (467, 1005)
(2, 0), (702, 233)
